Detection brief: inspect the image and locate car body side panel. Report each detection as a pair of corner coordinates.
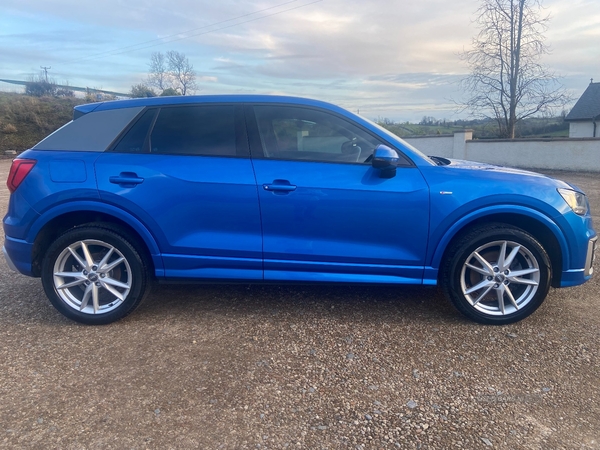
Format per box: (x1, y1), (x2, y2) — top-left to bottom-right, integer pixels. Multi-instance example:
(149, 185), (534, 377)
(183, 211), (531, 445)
(419, 164), (596, 286)
(3, 150), (100, 240)
(252, 159), (430, 283)
(95, 153), (263, 280)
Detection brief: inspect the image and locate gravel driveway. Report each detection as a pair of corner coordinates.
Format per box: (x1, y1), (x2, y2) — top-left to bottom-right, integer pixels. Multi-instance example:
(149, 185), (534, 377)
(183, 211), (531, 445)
(0, 159), (598, 449)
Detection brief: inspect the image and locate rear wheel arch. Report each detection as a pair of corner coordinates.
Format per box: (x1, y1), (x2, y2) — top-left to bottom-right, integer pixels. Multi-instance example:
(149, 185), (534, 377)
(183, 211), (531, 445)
(31, 211), (158, 278)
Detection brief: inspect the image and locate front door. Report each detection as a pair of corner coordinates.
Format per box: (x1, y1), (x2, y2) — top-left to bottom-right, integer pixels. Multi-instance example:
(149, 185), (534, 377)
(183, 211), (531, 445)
(247, 104), (430, 284)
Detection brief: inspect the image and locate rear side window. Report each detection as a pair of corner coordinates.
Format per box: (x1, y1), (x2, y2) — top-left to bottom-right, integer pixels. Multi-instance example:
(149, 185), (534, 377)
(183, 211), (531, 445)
(151, 105), (237, 156)
(112, 108), (157, 154)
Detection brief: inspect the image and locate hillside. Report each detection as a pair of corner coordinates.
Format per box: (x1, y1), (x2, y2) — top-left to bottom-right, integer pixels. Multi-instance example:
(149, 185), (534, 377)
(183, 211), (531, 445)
(0, 92), (84, 153)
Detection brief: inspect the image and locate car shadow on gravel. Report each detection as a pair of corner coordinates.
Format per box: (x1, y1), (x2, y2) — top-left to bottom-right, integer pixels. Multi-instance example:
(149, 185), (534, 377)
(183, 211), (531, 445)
(136, 283), (464, 326)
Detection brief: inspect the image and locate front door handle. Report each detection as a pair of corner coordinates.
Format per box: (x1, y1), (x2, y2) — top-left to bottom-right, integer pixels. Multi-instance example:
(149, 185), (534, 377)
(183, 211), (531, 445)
(263, 180), (297, 192)
(109, 172), (144, 187)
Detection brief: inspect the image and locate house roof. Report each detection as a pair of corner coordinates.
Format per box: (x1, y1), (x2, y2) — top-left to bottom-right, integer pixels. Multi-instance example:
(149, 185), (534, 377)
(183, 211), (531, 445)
(565, 81), (600, 121)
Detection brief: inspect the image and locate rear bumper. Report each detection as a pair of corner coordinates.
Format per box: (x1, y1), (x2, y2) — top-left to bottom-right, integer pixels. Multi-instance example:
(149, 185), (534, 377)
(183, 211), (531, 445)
(2, 236), (34, 276)
(2, 245), (19, 272)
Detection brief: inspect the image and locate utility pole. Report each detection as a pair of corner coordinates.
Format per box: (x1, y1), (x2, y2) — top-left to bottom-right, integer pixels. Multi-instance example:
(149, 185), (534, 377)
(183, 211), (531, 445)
(40, 66), (51, 82)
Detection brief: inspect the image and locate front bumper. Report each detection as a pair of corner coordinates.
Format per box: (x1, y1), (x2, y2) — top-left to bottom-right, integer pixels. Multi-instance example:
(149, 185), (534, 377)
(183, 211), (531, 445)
(585, 236), (597, 277)
(561, 235), (597, 287)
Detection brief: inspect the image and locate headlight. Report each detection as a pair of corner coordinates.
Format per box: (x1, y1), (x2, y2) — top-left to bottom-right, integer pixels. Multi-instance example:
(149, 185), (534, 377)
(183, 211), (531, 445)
(558, 188), (588, 216)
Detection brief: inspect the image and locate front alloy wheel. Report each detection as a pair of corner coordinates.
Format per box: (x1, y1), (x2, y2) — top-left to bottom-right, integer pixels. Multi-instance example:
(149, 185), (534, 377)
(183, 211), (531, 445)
(461, 240), (540, 316)
(443, 224), (551, 324)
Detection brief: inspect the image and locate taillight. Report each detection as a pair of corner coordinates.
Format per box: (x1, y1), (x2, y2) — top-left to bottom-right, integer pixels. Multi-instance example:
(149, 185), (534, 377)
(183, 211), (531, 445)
(7, 159), (36, 193)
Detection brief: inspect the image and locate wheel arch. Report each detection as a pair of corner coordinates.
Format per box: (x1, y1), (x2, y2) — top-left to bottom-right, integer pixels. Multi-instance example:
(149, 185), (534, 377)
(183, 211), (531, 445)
(29, 202), (163, 278)
(431, 208), (567, 288)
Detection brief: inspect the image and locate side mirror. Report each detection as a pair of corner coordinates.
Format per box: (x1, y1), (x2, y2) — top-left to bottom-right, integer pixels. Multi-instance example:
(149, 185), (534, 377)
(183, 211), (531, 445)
(372, 145), (399, 178)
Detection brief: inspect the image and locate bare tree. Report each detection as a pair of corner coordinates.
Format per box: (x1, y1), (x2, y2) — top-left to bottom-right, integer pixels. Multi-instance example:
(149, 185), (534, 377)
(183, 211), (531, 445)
(166, 50), (197, 95)
(460, 0), (569, 138)
(147, 51), (197, 95)
(148, 52), (170, 91)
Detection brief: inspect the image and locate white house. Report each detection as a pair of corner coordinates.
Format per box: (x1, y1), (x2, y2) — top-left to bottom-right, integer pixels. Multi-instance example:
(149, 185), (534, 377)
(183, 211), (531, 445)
(565, 80), (600, 138)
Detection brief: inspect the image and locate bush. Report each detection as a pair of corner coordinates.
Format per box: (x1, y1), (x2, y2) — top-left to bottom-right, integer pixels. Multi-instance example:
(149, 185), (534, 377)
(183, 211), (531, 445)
(25, 81), (57, 97)
(55, 88), (75, 98)
(160, 88), (180, 96)
(130, 84), (157, 98)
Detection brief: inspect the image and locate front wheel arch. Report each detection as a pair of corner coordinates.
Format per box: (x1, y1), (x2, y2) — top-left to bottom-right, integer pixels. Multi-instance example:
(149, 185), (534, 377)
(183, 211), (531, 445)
(435, 213), (563, 288)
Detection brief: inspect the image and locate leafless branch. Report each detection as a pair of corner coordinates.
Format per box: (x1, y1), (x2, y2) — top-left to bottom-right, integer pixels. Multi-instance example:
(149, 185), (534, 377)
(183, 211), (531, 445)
(459, 0), (568, 137)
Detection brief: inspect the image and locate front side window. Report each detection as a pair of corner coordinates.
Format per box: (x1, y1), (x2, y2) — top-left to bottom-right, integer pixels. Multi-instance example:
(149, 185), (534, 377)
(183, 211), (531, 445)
(253, 106), (385, 163)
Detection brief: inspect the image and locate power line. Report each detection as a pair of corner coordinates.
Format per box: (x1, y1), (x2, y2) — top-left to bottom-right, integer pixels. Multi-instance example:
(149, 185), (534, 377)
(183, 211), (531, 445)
(63, 0), (321, 64)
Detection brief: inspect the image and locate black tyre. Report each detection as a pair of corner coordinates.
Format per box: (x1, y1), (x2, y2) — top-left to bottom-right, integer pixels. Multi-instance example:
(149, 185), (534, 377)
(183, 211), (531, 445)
(441, 224), (551, 325)
(41, 224), (150, 325)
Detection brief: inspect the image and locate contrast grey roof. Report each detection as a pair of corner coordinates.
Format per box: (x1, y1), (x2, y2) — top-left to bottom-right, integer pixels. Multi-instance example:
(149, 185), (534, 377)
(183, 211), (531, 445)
(565, 82), (600, 121)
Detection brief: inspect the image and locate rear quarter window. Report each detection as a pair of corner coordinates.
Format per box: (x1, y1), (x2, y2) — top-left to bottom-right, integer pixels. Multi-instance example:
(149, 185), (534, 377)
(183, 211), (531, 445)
(33, 107), (144, 152)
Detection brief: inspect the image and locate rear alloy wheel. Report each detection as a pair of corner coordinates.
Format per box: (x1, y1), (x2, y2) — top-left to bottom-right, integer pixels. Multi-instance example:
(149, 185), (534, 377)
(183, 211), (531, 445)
(442, 224), (551, 324)
(42, 225), (149, 324)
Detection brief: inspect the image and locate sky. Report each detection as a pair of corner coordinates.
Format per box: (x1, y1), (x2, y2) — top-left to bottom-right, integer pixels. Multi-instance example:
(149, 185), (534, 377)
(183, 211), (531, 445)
(1, 0), (599, 122)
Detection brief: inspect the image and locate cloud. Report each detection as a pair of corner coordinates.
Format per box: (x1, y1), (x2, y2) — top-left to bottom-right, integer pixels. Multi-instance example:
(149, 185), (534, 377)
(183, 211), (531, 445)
(0, 0), (596, 120)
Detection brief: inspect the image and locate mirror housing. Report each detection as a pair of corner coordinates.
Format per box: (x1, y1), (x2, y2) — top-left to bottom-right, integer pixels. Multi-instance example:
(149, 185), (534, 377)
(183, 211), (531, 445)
(372, 145), (399, 178)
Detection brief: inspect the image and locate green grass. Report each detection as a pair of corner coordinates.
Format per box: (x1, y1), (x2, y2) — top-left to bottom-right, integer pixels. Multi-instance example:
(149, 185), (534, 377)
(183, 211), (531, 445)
(0, 92), (85, 153)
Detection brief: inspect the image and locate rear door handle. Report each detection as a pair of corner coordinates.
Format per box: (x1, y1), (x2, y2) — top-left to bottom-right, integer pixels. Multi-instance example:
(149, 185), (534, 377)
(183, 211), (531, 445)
(263, 180), (297, 192)
(109, 172), (144, 187)
(263, 184), (297, 192)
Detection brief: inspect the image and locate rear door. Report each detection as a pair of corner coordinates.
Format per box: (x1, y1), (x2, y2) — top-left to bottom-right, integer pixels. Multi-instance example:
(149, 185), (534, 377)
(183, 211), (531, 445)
(247, 104), (430, 284)
(95, 104), (263, 280)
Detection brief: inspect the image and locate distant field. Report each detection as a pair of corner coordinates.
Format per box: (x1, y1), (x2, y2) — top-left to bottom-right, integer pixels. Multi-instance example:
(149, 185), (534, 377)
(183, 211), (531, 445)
(378, 118), (569, 139)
